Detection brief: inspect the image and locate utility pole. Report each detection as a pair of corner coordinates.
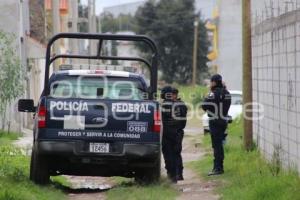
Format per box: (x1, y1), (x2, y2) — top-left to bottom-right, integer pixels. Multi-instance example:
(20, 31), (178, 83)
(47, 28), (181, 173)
(69, 0), (78, 54)
(242, 0), (253, 151)
(192, 18), (199, 86)
(52, 0), (60, 71)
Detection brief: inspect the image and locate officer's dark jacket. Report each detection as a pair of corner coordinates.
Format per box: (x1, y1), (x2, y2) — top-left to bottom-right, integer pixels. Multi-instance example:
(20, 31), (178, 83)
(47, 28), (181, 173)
(162, 99), (187, 141)
(202, 86), (231, 120)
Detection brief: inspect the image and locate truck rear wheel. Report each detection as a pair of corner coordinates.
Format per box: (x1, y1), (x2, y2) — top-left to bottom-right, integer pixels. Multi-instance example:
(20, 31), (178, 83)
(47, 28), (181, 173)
(135, 158), (161, 184)
(30, 148), (50, 185)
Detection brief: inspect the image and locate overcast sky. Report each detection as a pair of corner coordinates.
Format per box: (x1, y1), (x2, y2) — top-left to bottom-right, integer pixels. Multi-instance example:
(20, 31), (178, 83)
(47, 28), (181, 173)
(95, 0), (143, 14)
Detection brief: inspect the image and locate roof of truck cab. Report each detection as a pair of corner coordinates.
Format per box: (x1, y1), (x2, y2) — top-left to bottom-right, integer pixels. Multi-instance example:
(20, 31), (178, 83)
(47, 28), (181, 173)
(53, 69), (142, 78)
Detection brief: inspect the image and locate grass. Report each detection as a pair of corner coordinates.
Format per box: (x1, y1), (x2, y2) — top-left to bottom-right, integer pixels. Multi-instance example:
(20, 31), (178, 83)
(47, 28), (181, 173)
(0, 131), (20, 145)
(177, 85), (208, 105)
(107, 178), (178, 200)
(0, 131), (66, 200)
(188, 119), (300, 200)
(51, 176), (72, 188)
(176, 85), (208, 128)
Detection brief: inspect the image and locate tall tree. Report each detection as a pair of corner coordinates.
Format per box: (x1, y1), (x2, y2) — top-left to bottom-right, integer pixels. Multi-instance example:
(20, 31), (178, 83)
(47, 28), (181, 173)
(135, 0), (209, 84)
(0, 31), (24, 131)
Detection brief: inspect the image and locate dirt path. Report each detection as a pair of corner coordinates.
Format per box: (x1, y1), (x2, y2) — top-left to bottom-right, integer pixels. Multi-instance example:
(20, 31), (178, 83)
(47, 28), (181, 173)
(174, 126), (219, 200)
(14, 128), (33, 155)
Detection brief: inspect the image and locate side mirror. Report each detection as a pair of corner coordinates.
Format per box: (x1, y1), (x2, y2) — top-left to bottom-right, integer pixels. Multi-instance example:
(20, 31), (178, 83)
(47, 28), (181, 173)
(18, 99), (36, 112)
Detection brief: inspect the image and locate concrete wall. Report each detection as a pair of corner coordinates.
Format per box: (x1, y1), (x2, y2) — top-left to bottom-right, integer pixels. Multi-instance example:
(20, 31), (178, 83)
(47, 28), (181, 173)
(217, 0), (243, 91)
(252, 0), (300, 173)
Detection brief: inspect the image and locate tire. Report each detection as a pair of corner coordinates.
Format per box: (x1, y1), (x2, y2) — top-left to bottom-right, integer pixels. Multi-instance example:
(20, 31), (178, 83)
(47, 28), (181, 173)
(30, 148), (50, 185)
(135, 157), (161, 184)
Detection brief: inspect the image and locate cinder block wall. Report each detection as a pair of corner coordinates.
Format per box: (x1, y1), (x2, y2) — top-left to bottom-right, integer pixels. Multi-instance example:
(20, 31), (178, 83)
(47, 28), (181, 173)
(252, 0), (300, 173)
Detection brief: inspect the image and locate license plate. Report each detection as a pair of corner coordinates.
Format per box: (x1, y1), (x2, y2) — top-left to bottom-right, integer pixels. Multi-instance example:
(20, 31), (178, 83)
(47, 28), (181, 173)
(89, 143), (109, 153)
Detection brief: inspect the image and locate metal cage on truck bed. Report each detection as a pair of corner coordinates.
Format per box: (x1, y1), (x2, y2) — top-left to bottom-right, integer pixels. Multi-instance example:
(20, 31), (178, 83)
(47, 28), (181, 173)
(44, 33), (158, 99)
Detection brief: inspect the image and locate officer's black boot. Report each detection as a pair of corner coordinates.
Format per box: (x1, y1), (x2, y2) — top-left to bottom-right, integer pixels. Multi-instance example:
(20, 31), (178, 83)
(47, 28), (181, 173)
(208, 169), (224, 176)
(208, 154), (224, 176)
(176, 174), (184, 181)
(208, 162), (224, 176)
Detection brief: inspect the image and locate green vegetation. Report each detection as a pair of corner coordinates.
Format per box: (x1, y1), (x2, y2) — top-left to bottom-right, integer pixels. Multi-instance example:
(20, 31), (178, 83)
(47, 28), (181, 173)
(0, 31), (24, 131)
(177, 85), (208, 105)
(135, 0), (210, 84)
(188, 120), (300, 200)
(0, 132), (20, 145)
(175, 85), (207, 128)
(51, 176), (71, 188)
(0, 133), (66, 200)
(107, 178), (177, 200)
(100, 12), (136, 33)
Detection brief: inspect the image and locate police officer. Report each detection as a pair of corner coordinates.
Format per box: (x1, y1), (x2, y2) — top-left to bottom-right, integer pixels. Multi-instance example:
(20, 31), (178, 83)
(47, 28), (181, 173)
(161, 86), (178, 182)
(171, 88), (187, 181)
(161, 86), (187, 183)
(202, 74), (231, 176)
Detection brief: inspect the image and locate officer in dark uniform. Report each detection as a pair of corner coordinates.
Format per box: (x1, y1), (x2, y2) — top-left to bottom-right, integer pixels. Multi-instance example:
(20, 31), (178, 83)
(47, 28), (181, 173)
(171, 88), (187, 181)
(161, 86), (178, 182)
(202, 74), (231, 176)
(161, 86), (187, 183)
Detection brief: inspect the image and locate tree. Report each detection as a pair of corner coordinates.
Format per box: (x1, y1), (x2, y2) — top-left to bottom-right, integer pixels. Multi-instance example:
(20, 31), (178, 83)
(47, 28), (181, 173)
(78, 2), (89, 32)
(100, 12), (136, 33)
(0, 31), (24, 131)
(135, 0), (210, 84)
(100, 12), (119, 33)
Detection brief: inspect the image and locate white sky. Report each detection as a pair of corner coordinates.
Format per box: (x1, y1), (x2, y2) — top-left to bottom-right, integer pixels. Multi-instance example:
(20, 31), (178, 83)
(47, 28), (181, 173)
(95, 0), (143, 14)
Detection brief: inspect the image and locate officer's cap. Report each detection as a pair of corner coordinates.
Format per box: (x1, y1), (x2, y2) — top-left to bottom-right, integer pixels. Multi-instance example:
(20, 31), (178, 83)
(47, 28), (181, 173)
(161, 86), (173, 100)
(172, 88), (179, 94)
(210, 74), (222, 83)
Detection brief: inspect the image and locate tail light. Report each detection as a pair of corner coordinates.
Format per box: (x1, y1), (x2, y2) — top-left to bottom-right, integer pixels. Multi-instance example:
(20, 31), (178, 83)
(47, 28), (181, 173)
(38, 105), (47, 128)
(153, 110), (161, 133)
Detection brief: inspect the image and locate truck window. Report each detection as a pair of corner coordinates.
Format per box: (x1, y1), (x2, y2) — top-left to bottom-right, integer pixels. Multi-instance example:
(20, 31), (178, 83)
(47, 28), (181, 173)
(50, 76), (145, 100)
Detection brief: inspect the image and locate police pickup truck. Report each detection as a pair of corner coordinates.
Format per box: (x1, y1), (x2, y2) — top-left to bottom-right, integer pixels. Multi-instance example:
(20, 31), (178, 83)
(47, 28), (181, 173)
(18, 33), (161, 184)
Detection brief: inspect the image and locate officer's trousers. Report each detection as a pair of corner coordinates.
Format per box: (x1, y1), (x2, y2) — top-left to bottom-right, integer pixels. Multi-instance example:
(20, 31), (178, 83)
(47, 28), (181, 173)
(209, 119), (227, 170)
(177, 130), (184, 176)
(162, 136), (178, 179)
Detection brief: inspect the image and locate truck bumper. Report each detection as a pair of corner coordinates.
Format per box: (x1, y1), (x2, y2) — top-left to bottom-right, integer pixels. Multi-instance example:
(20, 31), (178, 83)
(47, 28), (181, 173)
(36, 140), (160, 158)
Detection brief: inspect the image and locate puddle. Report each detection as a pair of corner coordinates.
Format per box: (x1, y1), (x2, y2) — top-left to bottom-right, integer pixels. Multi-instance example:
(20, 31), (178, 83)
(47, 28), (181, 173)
(70, 181), (112, 190)
(54, 176), (114, 194)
